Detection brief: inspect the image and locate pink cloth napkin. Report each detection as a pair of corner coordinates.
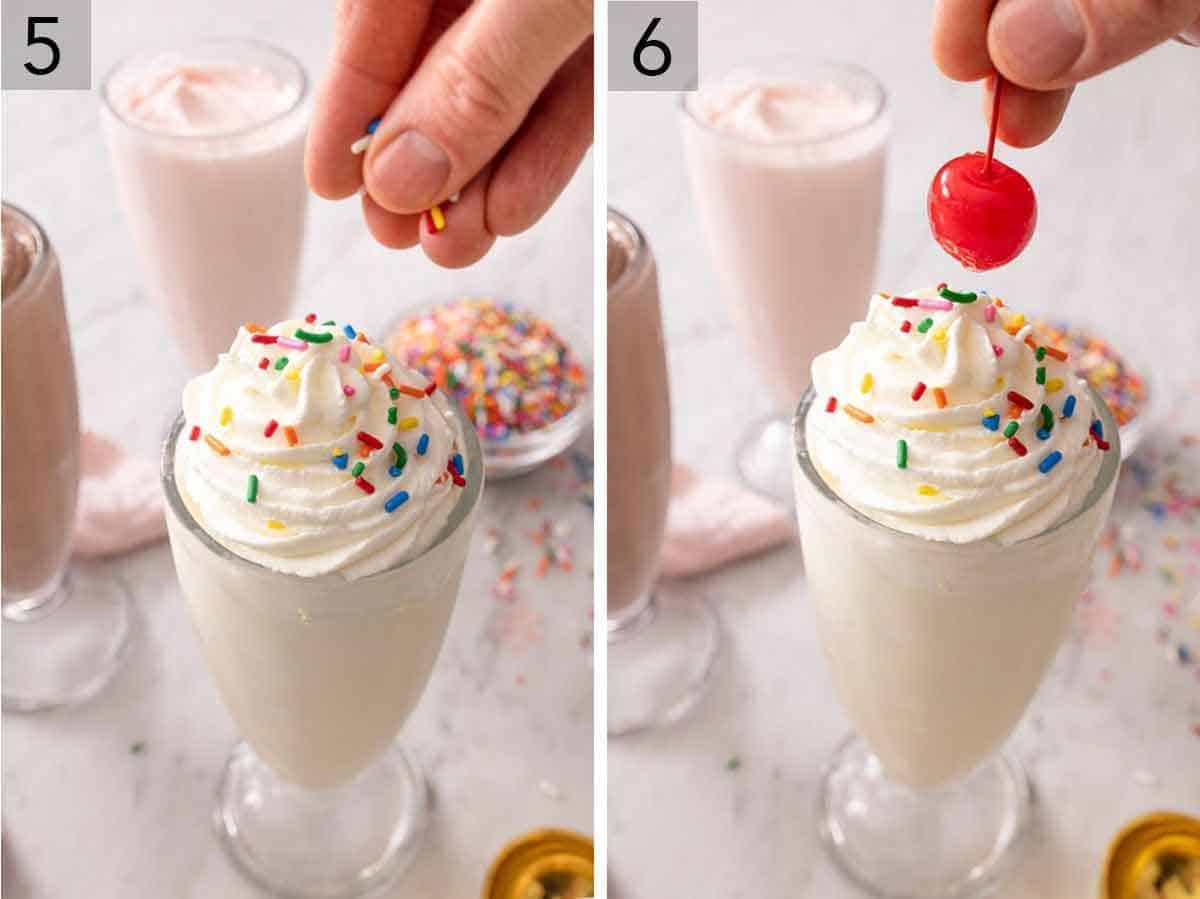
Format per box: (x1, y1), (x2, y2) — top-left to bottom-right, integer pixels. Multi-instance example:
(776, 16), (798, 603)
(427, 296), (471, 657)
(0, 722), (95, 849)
(73, 431), (166, 558)
(658, 463), (795, 578)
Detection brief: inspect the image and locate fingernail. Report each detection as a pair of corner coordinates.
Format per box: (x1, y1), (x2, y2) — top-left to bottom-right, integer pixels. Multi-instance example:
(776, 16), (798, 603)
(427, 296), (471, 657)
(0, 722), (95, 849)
(369, 130), (450, 211)
(994, 0), (1085, 84)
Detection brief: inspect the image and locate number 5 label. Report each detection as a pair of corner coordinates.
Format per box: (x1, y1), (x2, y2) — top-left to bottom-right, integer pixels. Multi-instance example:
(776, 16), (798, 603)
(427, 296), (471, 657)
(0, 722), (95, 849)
(3, 0), (91, 90)
(609, 2), (698, 92)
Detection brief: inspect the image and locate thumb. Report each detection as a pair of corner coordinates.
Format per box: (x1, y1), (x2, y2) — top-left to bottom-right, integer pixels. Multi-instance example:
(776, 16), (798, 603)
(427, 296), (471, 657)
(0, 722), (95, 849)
(364, 0), (591, 215)
(988, 0), (1200, 89)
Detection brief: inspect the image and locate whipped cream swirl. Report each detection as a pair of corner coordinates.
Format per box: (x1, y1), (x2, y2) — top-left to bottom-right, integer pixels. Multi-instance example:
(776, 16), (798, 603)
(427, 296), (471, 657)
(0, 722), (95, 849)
(175, 318), (469, 579)
(806, 287), (1109, 544)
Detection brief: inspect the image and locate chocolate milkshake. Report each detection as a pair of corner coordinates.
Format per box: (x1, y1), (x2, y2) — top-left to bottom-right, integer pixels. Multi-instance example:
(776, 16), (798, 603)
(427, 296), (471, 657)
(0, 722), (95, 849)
(2, 203), (131, 712)
(606, 209), (719, 735)
(607, 211), (670, 619)
(2, 204), (79, 606)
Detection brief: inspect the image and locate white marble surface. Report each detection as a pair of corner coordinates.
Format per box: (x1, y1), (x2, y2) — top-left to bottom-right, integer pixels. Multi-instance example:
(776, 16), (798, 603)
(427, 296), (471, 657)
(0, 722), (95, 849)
(609, 2), (1199, 897)
(2, 2), (594, 896)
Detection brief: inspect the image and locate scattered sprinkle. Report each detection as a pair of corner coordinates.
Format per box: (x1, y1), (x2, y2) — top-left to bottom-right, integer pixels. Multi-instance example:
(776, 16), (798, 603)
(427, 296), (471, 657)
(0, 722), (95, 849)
(399, 416), (419, 430)
(896, 439), (908, 469)
(1008, 390), (1034, 411)
(825, 396), (838, 413)
(331, 452), (348, 470)
(860, 372), (874, 394)
(1004, 420), (1020, 439)
(918, 485), (939, 496)
(982, 413), (1000, 431)
(933, 387), (948, 409)
(264, 419), (279, 438)
(357, 431), (384, 451)
(266, 519), (285, 530)
(1036, 366), (1046, 385)
(189, 426), (201, 442)
(417, 434), (430, 455)
(900, 320), (913, 333)
(917, 317), (934, 333)
(911, 382), (927, 402)
(246, 474), (259, 503)
(355, 477), (375, 495)
(1009, 436), (1028, 457)
(938, 286), (977, 303)
(274, 356), (289, 371)
(284, 426), (299, 447)
(351, 461), (365, 478)
(1063, 395), (1077, 419)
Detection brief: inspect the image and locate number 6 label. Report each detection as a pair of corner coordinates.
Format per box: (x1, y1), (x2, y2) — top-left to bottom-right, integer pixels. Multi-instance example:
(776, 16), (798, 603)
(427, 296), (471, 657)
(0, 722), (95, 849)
(2, 0), (91, 90)
(610, 2), (698, 92)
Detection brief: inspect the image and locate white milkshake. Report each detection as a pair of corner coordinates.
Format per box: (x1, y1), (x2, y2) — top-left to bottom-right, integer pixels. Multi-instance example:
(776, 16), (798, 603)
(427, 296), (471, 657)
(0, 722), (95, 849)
(162, 316), (482, 894)
(792, 286), (1119, 893)
(102, 40), (309, 369)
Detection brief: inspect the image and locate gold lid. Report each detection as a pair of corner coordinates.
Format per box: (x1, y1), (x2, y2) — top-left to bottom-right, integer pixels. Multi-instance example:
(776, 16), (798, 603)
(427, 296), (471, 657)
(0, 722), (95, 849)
(1102, 812), (1200, 899)
(482, 829), (594, 899)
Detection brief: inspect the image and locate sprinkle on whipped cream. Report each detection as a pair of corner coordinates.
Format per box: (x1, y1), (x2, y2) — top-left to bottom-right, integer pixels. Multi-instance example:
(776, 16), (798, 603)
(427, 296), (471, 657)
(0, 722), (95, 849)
(806, 285), (1111, 544)
(176, 317), (469, 579)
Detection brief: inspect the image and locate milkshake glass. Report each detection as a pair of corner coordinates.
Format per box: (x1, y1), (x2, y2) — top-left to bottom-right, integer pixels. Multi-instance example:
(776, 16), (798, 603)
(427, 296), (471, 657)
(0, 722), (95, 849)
(791, 288), (1120, 896)
(607, 208), (718, 735)
(680, 58), (888, 500)
(101, 39), (309, 370)
(2, 202), (132, 711)
(162, 320), (483, 897)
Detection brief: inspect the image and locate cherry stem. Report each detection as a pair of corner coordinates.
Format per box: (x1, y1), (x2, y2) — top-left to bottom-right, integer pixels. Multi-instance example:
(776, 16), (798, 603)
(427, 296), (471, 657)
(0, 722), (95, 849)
(984, 76), (1004, 176)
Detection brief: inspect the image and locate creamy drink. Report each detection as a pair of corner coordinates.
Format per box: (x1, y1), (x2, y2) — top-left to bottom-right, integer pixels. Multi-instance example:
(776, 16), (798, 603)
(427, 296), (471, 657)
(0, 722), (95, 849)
(681, 60), (888, 498)
(792, 285), (1119, 893)
(102, 40), (309, 369)
(2, 204), (131, 712)
(162, 317), (482, 893)
(2, 205), (78, 604)
(607, 212), (670, 619)
(606, 209), (718, 736)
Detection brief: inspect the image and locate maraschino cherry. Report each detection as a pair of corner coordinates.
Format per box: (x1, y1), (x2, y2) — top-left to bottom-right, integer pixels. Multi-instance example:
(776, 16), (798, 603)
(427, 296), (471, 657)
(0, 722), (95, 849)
(928, 78), (1036, 271)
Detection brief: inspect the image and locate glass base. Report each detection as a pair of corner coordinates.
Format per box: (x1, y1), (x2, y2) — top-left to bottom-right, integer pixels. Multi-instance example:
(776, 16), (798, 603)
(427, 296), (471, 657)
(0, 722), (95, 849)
(607, 590), (720, 736)
(2, 572), (132, 712)
(735, 415), (795, 502)
(215, 740), (427, 898)
(819, 734), (1030, 898)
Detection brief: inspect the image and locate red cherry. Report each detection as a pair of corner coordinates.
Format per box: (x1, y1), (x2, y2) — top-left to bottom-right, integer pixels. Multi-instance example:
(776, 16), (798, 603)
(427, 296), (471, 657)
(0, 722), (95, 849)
(928, 151), (1037, 271)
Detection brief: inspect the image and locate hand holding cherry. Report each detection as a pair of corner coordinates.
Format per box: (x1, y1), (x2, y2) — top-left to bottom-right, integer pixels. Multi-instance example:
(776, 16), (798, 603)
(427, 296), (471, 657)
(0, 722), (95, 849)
(928, 78), (1037, 272)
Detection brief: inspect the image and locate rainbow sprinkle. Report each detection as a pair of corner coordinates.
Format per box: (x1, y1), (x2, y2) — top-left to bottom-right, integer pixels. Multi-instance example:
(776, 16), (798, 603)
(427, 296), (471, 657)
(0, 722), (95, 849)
(274, 357), (289, 371)
(843, 404), (874, 424)
(1063, 395), (1077, 419)
(917, 318), (934, 333)
(384, 490), (410, 513)
(939, 286), (977, 303)
(1039, 451), (1063, 474)
(355, 477), (375, 495)
(399, 416), (419, 431)
(933, 387), (948, 409)
(189, 426), (200, 442)
(417, 434), (430, 455)
(357, 431), (384, 451)
(860, 373), (874, 394)
(388, 407), (397, 425)
(266, 519), (285, 530)
(1008, 390), (1034, 411)
(918, 485), (939, 497)
(896, 439), (908, 469)
(351, 461), (365, 478)
(911, 381), (927, 402)
(331, 452), (349, 470)
(284, 426), (299, 447)
(246, 474), (259, 504)
(205, 434), (230, 456)
(825, 396), (838, 413)
(1004, 420), (1020, 439)
(1009, 436), (1028, 457)
(387, 298), (587, 444)
(393, 443), (407, 468)
(982, 413), (1001, 431)
(294, 328), (332, 344)
(264, 419), (279, 438)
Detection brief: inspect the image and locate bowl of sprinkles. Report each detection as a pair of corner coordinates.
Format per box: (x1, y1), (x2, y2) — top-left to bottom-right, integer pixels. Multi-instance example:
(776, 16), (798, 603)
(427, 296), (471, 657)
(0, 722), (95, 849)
(385, 297), (590, 479)
(1030, 319), (1151, 460)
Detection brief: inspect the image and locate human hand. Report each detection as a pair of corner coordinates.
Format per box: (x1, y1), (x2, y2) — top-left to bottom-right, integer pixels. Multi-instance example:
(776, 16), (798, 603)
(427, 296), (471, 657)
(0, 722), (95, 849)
(305, 0), (593, 268)
(932, 0), (1200, 147)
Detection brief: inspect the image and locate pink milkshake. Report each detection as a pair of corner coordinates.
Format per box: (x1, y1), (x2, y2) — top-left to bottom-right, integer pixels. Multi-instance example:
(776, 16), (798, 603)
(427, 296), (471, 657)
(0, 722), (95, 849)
(680, 60), (888, 498)
(101, 39), (309, 369)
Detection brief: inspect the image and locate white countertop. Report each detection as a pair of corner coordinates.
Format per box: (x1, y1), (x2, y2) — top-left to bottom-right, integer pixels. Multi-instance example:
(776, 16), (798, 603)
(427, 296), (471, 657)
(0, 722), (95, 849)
(609, 2), (1200, 897)
(2, 1), (594, 896)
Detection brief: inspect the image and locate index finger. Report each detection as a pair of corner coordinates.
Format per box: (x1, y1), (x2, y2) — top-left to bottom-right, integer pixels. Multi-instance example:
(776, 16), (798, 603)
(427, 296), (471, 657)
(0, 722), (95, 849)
(305, 0), (436, 200)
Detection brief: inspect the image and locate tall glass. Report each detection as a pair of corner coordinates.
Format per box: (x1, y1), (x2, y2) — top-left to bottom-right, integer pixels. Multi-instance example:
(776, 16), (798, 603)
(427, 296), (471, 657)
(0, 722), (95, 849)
(606, 208), (719, 735)
(2, 202), (132, 711)
(792, 386), (1120, 897)
(101, 38), (309, 370)
(680, 58), (888, 500)
(161, 411), (483, 897)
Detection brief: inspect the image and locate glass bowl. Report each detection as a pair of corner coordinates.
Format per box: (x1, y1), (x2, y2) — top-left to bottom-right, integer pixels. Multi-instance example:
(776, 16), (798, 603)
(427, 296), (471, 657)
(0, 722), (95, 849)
(381, 298), (592, 480)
